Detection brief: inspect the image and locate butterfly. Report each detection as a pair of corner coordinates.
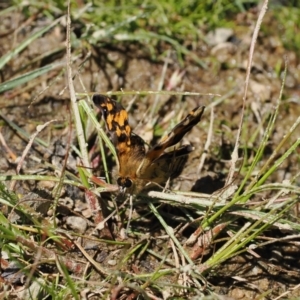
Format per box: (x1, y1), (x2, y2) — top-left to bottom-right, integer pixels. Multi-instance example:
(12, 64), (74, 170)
(93, 94), (205, 194)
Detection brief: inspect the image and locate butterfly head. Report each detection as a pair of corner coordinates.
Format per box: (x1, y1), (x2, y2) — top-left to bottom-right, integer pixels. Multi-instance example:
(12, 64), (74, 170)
(117, 176), (134, 193)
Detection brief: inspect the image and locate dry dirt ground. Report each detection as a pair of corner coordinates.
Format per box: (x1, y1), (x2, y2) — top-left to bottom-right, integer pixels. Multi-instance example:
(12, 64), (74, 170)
(1, 5), (300, 300)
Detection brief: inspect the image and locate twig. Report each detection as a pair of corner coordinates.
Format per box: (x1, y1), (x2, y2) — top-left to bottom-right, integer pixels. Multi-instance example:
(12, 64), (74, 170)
(226, 0), (269, 185)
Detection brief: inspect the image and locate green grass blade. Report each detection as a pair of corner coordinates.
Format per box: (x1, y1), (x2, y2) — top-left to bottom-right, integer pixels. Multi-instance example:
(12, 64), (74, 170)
(0, 62), (64, 93)
(0, 17), (63, 70)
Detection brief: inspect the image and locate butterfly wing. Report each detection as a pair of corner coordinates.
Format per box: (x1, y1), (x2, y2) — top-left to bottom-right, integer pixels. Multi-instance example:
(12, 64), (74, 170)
(93, 94), (133, 155)
(143, 145), (193, 185)
(93, 94), (146, 184)
(136, 105), (205, 188)
(145, 105), (205, 163)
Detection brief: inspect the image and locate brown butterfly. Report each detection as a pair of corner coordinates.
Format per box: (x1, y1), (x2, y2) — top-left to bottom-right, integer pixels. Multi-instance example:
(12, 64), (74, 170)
(93, 94), (205, 194)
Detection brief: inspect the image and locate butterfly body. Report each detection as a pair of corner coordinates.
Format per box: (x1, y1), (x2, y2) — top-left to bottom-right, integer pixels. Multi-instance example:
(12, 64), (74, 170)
(93, 94), (205, 194)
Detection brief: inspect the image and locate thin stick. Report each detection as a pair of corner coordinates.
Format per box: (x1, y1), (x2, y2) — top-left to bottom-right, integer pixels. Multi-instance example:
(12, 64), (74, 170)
(226, 0), (269, 185)
(66, 0), (90, 170)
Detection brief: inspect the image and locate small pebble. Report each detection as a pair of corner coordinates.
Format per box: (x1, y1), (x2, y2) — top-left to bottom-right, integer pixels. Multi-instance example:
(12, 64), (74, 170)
(66, 216), (87, 234)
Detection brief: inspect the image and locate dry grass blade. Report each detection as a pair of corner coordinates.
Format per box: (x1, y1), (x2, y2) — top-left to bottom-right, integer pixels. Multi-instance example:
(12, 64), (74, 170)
(66, 0), (89, 171)
(226, 0), (269, 185)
